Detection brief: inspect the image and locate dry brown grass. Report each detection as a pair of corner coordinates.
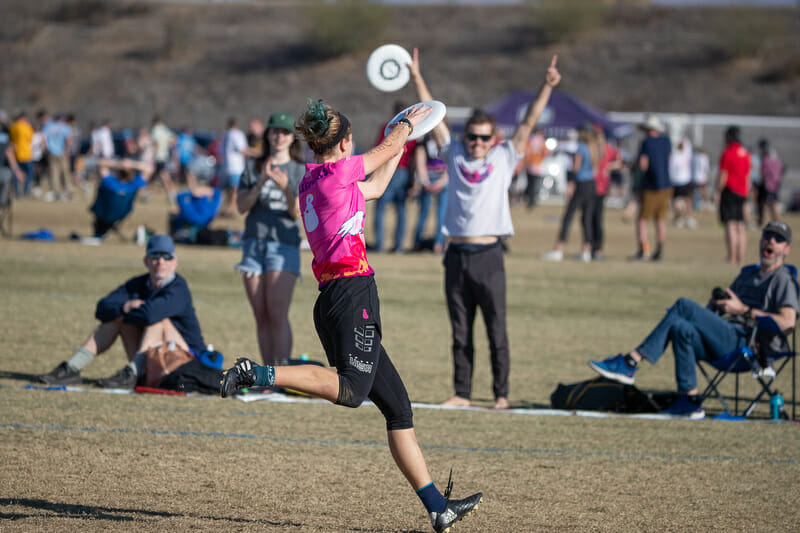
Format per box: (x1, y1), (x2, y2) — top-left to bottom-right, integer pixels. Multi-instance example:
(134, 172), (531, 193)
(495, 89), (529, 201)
(1, 192), (800, 531)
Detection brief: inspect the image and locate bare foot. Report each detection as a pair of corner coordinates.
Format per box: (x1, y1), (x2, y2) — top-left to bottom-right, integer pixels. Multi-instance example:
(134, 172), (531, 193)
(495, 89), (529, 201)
(441, 396), (471, 407)
(493, 397), (510, 410)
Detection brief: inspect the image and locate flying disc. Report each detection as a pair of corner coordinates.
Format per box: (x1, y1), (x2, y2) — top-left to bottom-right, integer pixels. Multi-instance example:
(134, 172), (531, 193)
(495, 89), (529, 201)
(366, 44), (413, 93)
(384, 100), (447, 142)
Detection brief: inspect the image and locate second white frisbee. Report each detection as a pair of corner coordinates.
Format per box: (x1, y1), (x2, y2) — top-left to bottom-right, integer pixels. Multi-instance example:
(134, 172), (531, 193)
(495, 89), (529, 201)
(366, 44), (412, 93)
(384, 100), (447, 142)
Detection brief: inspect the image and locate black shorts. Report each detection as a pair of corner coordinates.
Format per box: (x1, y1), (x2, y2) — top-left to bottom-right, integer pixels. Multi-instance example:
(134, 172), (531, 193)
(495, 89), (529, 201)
(313, 275), (413, 431)
(719, 188), (746, 223)
(673, 184), (692, 198)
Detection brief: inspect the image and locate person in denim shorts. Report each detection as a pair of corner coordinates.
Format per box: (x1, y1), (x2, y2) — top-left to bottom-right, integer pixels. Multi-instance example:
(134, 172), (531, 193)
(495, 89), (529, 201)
(235, 112), (305, 366)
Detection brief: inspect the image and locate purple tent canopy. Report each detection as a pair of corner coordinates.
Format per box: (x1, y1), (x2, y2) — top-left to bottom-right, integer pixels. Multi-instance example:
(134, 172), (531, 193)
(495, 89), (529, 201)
(485, 90), (634, 140)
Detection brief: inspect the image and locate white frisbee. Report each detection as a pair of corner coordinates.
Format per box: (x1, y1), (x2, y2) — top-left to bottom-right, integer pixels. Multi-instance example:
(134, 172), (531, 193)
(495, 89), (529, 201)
(384, 100), (447, 142)
(366, 44), (413, 93)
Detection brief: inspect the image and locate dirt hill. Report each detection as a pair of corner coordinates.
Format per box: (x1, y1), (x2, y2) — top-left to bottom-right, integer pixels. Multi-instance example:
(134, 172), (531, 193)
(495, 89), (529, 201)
(2, 0), (799, 148)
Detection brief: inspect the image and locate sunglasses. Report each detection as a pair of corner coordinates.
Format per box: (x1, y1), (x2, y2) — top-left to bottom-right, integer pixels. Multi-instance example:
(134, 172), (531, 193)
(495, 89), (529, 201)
(465, 133), (493, 142)
(762, 231), (787, 243)
(148, 252), (175, 260)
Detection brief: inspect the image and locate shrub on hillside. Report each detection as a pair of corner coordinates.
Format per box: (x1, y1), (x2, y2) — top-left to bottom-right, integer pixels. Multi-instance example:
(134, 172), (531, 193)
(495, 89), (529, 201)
(530, 0), (609, 45)
(300, 0), (392, 59)
(711, 7), (790, 61)
(48, 0), (151, 26)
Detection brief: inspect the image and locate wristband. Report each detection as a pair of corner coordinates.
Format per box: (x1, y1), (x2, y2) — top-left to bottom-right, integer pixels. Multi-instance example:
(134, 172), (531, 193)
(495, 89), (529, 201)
(396, 118), (413, 135)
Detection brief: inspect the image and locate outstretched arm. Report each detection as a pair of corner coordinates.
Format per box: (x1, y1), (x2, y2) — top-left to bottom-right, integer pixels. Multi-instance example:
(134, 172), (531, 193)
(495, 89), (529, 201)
(409, 48), (448, 149)
(359, 149), (404, 201)
(511, 55), (561, 155)
(361, 103), (431, 177)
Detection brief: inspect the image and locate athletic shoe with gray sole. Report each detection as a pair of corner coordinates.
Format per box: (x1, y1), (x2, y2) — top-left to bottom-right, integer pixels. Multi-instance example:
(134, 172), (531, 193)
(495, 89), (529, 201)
(38, 361), (82, 385)
(220, 357), (257, 398)
(96, 366), (137, 389)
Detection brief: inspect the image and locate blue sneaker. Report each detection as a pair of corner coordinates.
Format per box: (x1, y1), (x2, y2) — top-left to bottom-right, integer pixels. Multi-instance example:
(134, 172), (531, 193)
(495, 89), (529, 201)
(588, 354), (637, 385)
(661, 395), (705, 420)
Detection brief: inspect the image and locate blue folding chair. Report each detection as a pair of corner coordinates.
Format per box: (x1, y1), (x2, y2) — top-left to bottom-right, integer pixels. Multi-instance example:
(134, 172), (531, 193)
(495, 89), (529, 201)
(698, 265), (797, 420)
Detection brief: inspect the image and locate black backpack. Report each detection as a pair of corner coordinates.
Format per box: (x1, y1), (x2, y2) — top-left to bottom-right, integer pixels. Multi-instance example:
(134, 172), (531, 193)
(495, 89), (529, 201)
(159, 359), (223, 395)
(550, 377), (672, 413)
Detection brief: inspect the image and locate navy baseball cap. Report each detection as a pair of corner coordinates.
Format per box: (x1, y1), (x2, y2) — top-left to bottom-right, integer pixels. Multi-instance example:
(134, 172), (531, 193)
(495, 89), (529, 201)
(146, 234), (176, 256)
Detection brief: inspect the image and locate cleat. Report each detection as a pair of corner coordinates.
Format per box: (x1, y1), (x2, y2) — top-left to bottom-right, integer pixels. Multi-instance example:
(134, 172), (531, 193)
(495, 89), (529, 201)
(588, 354), (637, 385)
(96, 366), (137, 389)
(220, 357), (257, 398)
(429, 470), (483, 533)
(38, 361), (82, 385)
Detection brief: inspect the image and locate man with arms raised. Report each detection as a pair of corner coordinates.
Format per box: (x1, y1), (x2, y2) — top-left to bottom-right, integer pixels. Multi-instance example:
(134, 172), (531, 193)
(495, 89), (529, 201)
(409, 49), (561, 409)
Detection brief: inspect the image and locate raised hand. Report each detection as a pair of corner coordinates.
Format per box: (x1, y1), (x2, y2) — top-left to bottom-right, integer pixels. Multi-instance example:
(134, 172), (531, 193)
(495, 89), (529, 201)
(408, 47), (421, 80)
(403, 103), (432, 129)
(545, 54), (561, 88)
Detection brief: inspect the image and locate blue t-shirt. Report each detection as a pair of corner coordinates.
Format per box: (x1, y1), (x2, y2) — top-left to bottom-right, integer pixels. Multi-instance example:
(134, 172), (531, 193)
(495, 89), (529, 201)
(639, 135), (672, 190)
(91, 174), (147, 224)
(574, 142), (594, 182)
(173, 189), (221, 228)
(43, 121), (71, 157)
(176, 133), (196, 166)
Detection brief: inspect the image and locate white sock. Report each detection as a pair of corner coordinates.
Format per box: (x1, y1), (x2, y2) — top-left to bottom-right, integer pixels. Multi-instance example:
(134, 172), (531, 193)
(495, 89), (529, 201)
(66, 347), (95, 372)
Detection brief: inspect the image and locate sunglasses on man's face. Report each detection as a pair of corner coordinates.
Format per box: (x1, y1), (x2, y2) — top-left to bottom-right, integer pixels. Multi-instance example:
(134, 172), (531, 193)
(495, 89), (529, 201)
(148, 252), (175, 261)
(762, 231), (787, 243)
(465, 133), (493, 143)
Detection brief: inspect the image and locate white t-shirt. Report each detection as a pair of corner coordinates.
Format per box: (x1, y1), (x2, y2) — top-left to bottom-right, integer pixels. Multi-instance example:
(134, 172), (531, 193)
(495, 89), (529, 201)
(692, 152), (710, 186)
(441, 136), (520, 238)
(669, 140), (693, 187)
(91, 126), (114, 159)
(223, 128), (247, 175)
(151, 123), (175, 163)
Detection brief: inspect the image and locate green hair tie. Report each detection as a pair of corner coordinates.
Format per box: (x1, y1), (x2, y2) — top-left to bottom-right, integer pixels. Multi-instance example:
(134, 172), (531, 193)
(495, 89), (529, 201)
(306, 99), (333, 136)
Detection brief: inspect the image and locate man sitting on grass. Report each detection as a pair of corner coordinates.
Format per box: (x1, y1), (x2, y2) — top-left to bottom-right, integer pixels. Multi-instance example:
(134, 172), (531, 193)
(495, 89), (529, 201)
(588, 221), (798, 419)
(38, 234), (206, 389)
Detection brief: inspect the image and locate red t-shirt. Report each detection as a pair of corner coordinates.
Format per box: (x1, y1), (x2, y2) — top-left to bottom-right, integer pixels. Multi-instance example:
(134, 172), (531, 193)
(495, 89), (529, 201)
(595, 144), (619, 196)
(719, 142), (751, 197)
(376, 123), (417, 169)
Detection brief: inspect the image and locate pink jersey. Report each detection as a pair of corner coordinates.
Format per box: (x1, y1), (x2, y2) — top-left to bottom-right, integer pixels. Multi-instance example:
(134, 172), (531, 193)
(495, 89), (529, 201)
(299, 155), (374, 287)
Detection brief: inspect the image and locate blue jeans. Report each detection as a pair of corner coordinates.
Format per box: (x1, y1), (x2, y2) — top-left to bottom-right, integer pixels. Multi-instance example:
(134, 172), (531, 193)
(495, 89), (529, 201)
(413, 178), (448, 248)
(636, 298), (748, 392)
(14, 161), (34, 197)
(373, 168), (410, 251)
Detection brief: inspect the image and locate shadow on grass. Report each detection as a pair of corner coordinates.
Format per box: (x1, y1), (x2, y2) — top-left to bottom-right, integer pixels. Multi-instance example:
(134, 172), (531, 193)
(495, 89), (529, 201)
(0, 498), (427, 531)
(0, 370), (42, 382)
(0, 497), (300, 527)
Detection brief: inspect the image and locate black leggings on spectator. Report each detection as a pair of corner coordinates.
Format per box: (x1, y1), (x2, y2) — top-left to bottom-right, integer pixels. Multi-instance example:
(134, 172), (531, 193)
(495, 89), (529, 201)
(558, 180), (596, 244)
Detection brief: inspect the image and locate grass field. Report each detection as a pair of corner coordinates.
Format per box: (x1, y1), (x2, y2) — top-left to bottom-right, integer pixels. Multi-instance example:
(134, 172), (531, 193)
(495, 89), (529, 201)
(2, 191), (799, 531)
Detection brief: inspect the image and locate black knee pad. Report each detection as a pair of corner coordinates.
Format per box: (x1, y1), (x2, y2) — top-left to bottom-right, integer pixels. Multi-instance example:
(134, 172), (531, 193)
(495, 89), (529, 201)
(336, 377), (368, 408)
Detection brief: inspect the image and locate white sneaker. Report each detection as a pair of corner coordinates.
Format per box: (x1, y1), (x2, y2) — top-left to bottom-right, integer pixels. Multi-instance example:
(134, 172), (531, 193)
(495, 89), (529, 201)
(540, 250), (563, 262)
(579, 251), (592, 263)
(686, 217), (697, 229)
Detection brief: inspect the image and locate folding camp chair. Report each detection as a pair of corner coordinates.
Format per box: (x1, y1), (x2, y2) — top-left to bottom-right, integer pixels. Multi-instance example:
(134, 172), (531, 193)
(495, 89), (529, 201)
(698, 265), (797, 420)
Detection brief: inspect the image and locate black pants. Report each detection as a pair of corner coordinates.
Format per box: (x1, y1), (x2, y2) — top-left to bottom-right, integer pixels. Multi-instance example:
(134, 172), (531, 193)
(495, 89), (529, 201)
(591, 193), (606, 254)
(558, 180), (596, 244)
(444, 241), (509, 400)
(313, 275), (413, 431)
